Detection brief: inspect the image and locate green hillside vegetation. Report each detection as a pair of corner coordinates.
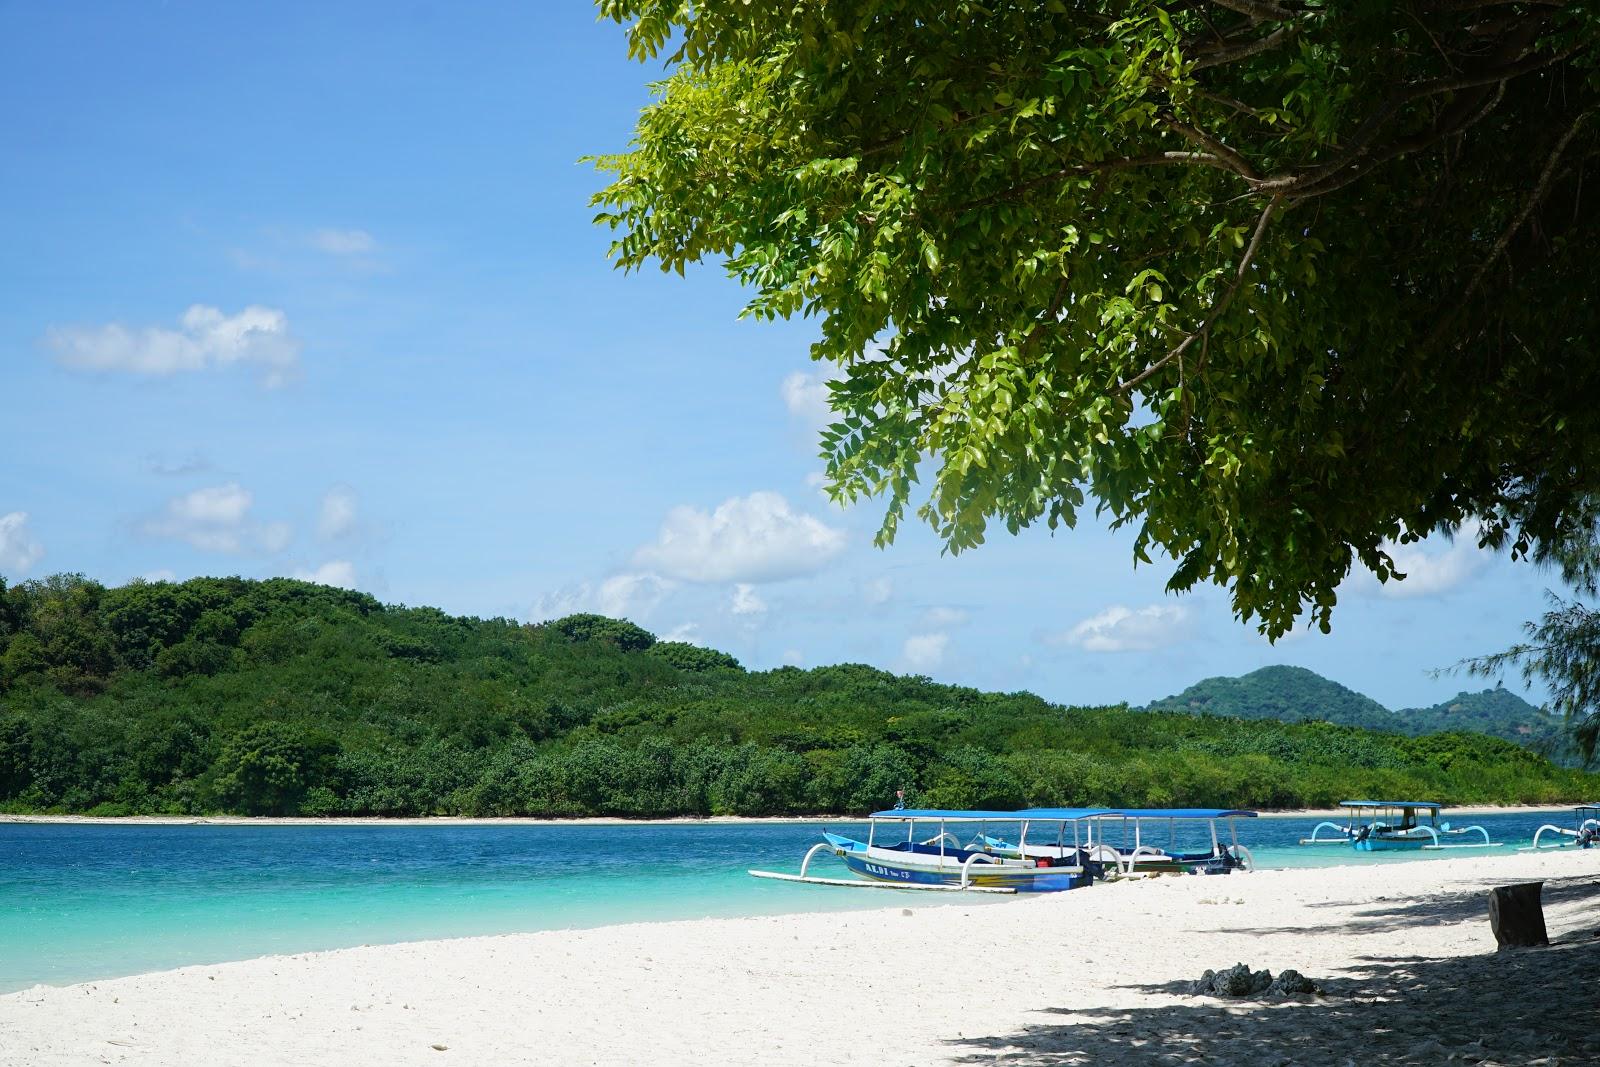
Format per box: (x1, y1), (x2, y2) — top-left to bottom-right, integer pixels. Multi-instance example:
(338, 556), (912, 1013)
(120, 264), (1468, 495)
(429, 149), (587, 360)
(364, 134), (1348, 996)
(1, 574), (1595, 818)
(1146, 666), (1575, 763)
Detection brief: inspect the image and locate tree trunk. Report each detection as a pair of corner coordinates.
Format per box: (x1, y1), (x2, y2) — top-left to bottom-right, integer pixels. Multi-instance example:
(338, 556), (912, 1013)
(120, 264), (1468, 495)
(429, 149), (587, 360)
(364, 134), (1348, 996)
(1487, 881), (1549, 949)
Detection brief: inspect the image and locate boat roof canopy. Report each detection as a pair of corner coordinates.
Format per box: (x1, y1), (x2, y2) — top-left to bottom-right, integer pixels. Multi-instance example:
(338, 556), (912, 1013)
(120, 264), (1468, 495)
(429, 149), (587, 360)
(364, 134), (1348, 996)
(868, 807), (1258, 821)
(1340, 800), (1441, 811)
(867, 809), (1034, 822)
(1082, 808), (1259, 820)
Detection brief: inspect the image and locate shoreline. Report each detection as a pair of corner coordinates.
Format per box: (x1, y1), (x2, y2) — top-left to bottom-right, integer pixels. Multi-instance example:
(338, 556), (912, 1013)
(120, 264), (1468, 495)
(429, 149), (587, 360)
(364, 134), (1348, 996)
(4, 849), (1597, 1065)
(0, 802), (1579, 826)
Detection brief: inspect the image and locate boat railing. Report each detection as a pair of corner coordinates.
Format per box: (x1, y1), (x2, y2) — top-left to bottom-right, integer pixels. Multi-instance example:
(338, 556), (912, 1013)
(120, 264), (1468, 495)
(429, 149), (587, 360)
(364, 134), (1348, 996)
(1299, 820), (1350, 845)
(920, 832), (964, 851)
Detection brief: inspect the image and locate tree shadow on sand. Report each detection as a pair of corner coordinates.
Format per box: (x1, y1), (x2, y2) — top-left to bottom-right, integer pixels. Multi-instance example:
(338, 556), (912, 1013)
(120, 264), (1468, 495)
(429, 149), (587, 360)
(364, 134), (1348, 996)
(945, 938), (1600, 1065)
(1230, 872), (1600, 937)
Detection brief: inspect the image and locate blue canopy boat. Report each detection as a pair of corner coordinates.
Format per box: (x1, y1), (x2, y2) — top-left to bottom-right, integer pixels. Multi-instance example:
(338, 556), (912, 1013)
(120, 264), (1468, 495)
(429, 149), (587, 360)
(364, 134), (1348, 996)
(982, 808), (1258, 875)
(1522, 805), (1600, 851)
(1300, 801), (1500, 851)
(748, 808), (1116, 894)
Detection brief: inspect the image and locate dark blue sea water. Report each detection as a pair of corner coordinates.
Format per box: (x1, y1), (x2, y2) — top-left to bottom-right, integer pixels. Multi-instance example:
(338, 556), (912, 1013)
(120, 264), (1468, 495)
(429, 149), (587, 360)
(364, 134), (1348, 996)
(0, 809), (1582, 993)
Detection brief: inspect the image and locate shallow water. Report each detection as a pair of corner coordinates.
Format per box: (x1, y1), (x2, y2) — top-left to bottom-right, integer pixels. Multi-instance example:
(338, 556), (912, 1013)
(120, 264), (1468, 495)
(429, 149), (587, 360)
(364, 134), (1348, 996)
(0, 810), (1585, 992)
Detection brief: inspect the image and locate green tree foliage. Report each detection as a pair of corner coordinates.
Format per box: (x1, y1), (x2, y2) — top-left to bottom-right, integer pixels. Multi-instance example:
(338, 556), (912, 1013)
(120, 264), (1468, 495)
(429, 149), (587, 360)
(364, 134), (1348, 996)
(591, 1), (1600, 637)
(543, 613), (657, 651)
(646, 640), (743, 673)
(0, 573), (1595, 816)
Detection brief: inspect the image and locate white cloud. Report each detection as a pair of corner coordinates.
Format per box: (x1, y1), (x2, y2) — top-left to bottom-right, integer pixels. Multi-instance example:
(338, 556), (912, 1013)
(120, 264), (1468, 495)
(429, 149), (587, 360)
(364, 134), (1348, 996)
(633, 491), (846, 584)
(781, 648), (805, 667)
(143, 483), (290, 554)
(145, 452), (215, 477)
(902, 632), (950, 671)
(531, 572), (674, 623)
(730, 583), (767, 617)
(309, 228), (376, 255)
(922, 606), (969, 628)
(781, 371), (833, 425)
(863, 576), (894, 606)
(46, 305), (302, 387)
(1372, 522), (1490, 598)
(661, 622), (702, 645)
(1054, 603), (1193, 653)
(294, 560), (357, 588)
(0, 512), (44, 574)
(139, 569), (177, 583)
(318, 485), (359, 541)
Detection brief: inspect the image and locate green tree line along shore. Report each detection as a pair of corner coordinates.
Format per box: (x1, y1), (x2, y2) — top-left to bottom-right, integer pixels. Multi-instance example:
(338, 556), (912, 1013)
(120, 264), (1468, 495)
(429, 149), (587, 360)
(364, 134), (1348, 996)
(1, 575), (1595, 817)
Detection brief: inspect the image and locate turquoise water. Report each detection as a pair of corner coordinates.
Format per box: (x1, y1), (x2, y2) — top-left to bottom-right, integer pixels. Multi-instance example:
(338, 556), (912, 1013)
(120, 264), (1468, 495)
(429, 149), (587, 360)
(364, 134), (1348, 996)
(0, 811), (1580, 993)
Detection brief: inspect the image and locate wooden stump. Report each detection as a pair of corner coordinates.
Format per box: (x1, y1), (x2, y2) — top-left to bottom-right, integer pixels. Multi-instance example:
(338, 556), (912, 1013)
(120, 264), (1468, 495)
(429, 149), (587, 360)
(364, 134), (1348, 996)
(1487, 881), (1549, 949)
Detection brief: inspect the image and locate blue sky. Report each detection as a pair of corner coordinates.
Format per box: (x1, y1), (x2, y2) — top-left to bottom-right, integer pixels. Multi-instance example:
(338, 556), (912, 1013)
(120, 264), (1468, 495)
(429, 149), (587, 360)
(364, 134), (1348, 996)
(0, 2), (1564, 711)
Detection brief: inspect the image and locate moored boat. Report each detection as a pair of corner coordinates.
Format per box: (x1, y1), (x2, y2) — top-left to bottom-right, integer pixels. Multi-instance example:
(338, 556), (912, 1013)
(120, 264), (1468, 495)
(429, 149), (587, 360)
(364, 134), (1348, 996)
(991, 808), (1257, 875)
(749, 808), (1115, 893)
(1522, 805), (1600, 851)
(1300, 800), (1501, 851)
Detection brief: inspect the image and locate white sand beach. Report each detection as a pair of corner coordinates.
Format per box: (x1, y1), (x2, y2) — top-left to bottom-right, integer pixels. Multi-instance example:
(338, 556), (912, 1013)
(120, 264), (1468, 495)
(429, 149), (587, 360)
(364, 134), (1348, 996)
(3, 850), (1598, 1066)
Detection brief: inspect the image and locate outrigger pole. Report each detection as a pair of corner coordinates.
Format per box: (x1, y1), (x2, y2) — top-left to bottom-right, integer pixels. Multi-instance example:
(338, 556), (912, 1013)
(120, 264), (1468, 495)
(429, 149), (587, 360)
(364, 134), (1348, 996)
(745, 870), (1016, 893)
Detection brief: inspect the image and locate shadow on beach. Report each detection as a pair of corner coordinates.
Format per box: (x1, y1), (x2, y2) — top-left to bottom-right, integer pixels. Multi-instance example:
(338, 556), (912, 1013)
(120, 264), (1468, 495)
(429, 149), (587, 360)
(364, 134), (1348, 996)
(1231, 872), (1600, 937)
(945, 880), (1600, 1066)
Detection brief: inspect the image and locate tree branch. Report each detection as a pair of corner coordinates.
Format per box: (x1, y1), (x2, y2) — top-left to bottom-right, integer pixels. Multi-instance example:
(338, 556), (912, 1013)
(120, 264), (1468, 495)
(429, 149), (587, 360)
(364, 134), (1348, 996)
(1462, 107), (1593, 301)
(1117, 194), (1285, 395)
(1207, 0), (1297, 20)
(1160, 114), (1264, 181)
(1275, 41), (1580, 199)
(1191, 25), (1298, 70)
(1420, 107), (1593, 355)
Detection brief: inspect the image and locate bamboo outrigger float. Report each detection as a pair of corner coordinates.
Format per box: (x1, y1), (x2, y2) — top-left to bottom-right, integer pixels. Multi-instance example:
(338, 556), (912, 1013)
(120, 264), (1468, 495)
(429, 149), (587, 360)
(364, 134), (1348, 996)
(1300, 801), (1501, 851)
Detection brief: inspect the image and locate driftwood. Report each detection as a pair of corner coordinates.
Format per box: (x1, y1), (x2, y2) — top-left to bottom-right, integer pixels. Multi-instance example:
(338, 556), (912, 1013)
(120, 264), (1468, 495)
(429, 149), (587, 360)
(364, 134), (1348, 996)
(1487, 881), (1549, 949)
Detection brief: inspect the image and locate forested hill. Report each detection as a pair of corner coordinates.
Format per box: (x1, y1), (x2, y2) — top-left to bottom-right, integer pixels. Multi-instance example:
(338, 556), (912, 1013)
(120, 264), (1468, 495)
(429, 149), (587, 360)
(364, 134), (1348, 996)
(1145, 666), (1572, 761)
(1, 574), (1594, 818)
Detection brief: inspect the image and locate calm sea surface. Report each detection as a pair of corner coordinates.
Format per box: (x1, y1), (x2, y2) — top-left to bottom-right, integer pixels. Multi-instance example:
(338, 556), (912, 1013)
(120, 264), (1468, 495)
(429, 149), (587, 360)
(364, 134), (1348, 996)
(0, 810), (1584, 992)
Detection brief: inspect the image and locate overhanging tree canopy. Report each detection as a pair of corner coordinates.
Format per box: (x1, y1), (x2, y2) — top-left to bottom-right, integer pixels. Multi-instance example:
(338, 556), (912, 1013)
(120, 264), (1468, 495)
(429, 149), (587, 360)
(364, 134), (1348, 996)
(591, 1), (1600, 637)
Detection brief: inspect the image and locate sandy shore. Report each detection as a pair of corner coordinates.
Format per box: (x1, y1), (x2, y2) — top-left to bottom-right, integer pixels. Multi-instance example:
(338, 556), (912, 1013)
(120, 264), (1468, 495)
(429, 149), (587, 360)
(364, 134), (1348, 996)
(4, 851), (1599, 1065)
(0, 803), (1578, 826)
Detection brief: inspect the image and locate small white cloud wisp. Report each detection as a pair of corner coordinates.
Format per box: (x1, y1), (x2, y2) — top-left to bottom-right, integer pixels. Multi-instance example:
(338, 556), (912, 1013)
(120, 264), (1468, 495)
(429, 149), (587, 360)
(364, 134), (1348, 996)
(0, 512), (44, 574)
(1054, 603), (1193, 653)
(46, 305), (302, 387)
(142, 483), (290, 555)
(902, 632), (950, 672)
(633, 491), (846, 584)
(294, 560), (357, 589)
(309, 228), (376, 256)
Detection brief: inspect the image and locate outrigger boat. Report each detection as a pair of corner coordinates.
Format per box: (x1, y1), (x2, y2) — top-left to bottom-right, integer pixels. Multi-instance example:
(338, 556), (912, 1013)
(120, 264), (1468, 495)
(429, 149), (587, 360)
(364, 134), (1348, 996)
(1522, 805), (1600, 851)
(1300, 801), (1500, 851)
(981, 808), (1257, 875)
(748, 808), (1116, 894)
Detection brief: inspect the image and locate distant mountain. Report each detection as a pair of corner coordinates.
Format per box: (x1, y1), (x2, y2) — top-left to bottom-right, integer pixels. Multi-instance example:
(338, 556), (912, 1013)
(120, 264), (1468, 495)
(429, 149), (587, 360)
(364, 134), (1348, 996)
(1145, 666), (1577, 763)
